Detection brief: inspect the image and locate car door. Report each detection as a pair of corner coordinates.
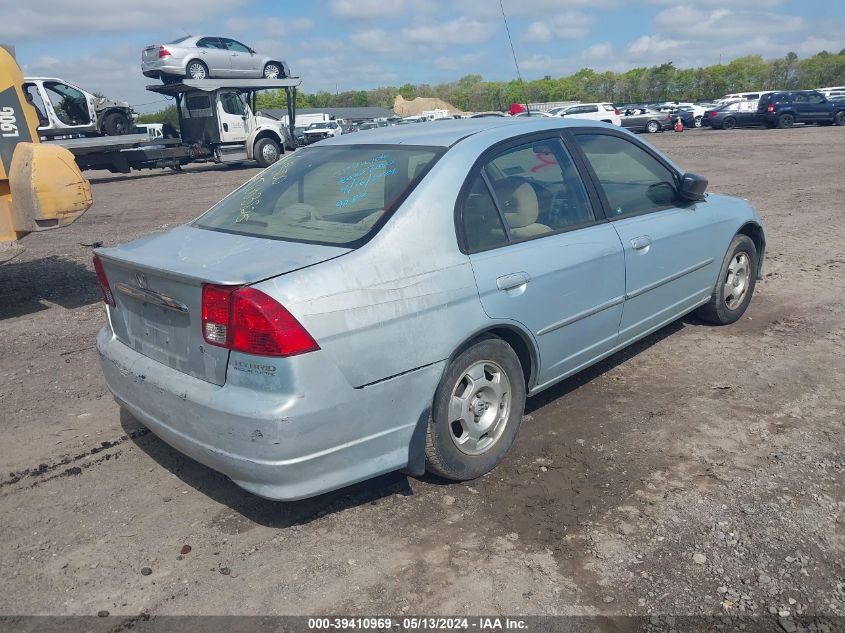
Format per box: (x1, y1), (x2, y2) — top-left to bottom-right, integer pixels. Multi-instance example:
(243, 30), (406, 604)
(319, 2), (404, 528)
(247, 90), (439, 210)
(570, 130), (719, 345)
(221, 38), (259, 76)
(460, 135), (626, 389)
(217, 91), (248, 143)
(39, 81), (96, 135)
(805, 92), (831, 121)
(195, 37), (231, 76)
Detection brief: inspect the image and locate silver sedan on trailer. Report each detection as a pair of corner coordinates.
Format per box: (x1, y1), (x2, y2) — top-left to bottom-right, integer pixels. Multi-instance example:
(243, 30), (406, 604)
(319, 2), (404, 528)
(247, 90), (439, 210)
(95, 118), (765, 501)
(141, 35), (290, 82)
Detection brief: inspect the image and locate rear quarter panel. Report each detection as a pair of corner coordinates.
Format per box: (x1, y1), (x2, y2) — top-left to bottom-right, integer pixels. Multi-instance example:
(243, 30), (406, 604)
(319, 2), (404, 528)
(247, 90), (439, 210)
(252, 151), (495, 388)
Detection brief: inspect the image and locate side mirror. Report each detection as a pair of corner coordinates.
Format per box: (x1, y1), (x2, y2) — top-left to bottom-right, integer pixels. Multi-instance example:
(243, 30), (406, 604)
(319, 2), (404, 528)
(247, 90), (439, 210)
(679, 172), (708, 201)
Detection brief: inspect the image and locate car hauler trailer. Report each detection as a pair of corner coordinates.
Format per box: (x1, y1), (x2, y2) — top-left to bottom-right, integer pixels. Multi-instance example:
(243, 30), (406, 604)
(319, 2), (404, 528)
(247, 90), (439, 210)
(47, 78), (301, 174)
(146, 78), (300, 167)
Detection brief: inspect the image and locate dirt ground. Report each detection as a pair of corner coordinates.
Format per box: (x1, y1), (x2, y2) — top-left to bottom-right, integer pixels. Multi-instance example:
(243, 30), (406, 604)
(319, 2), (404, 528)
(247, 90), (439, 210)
(1, 127), (843, 623)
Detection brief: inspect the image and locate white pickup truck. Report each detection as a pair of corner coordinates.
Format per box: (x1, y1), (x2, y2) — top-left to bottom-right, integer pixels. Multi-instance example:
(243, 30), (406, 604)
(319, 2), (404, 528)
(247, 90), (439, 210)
(302, 119), (344, 144)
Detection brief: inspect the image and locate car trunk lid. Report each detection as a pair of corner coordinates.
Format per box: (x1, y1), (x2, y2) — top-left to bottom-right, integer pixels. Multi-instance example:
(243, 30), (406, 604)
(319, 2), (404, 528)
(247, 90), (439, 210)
(96, 225), (349, 385)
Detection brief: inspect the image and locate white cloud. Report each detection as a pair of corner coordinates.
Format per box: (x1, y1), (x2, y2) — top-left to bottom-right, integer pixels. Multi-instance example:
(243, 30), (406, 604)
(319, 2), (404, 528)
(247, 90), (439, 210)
(330, 0), (433, 18)
(0, 0), (245, 40)
(349, 29), (401, 54)
(628, 34), (686, 56)
(457, 0), (614, 17)
(435, 52), (485, 70)
(401, 17), (497, 45)
(223, 17), (315, 38)
(525, 11), (593, 41)
(653, 6), (803, 40)
(583, 42), (613, 60)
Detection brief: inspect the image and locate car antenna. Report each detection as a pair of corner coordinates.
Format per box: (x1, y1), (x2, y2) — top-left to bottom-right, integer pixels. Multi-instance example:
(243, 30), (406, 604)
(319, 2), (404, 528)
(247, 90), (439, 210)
(498, 0), (529, 116)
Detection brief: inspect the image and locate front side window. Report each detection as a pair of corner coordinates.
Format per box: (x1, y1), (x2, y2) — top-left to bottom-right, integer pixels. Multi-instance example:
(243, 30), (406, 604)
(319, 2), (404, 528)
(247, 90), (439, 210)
(575, 133), (680, 217)
(43, 82), (90, 126)
(196, 146), (442, 246)
(220, 92), (246, 116)
(223, 39), (251, 53)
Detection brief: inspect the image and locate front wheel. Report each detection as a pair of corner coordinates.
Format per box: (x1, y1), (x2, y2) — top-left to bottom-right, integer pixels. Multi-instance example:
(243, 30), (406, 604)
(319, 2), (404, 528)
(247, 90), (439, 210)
(694, 234), (758, 325)
(254, 137), (280, 168)
(263, 62), (283, 79)
(102, 111), (130, 136)
(425, 337), (526, 481)
(694, 115), (703, 128)
(834, 111), (845, 126)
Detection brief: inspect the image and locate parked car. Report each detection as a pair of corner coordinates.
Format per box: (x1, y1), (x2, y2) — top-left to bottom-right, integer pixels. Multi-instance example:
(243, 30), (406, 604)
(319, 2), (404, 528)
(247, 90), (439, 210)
(142, 36), (290, 82)
(716, 91), (767, 105)
(701, 101), (761, 130)
(94, 118), (765, 501)
(303, 120), (343, 143)
(620, 107), (671, 133)
(554, 103), (621, 126)
(661, 108), (695, 129)
(756, 90), (845, 128)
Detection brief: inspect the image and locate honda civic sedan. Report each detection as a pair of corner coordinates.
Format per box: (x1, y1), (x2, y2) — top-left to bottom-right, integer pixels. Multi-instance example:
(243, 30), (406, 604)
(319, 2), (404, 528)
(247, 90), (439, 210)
(95, 118), (765, 501)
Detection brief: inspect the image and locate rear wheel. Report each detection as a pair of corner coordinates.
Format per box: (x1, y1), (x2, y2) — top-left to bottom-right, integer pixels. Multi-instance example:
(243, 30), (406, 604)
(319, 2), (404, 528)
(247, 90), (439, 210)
(834, 111), (845, 126)
(694, 115), (703, 128)
(777, 113), (794, 129)
(694, 234), (757, 325)
(645, 120), (660, 134)
(102, 111), (130, 136)
(425, 337), (526, 481)
(263, 62), (283, 79)
(186, 60), (208, 80)
(253, 137), (280, 168)
(721, 116), (737, 130)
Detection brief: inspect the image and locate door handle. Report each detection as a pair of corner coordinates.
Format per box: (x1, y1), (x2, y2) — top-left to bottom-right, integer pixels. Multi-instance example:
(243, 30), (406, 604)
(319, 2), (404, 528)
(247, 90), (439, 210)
(223, 123), (228, 132)
(631, 236), (652, 250)
(496, 272), (530, 291)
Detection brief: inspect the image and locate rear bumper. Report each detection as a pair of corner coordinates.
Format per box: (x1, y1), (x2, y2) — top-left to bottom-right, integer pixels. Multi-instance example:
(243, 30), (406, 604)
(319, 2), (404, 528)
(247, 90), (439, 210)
(141, 60), (185, 78)
(97, 326), (444, 500)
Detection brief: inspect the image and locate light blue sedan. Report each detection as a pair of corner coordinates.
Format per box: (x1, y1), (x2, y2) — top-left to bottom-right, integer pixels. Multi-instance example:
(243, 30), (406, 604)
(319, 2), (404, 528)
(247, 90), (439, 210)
(94, 118), (765, 500)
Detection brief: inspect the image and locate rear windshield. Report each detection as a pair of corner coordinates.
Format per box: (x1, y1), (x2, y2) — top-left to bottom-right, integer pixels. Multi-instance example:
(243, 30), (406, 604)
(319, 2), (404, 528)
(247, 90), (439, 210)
(195, 145), (443, 246)
(167, 36), (191, 45)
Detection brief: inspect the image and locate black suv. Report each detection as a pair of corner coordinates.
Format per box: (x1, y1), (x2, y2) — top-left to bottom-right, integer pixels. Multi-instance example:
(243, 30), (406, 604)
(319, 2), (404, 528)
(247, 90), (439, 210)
(757, 90), (845, 128)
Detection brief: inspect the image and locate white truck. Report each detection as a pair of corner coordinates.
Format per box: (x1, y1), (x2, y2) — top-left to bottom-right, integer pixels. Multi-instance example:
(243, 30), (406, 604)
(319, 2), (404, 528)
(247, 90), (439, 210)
(23, 77), (134, 137)
(148, 78), (300, 167)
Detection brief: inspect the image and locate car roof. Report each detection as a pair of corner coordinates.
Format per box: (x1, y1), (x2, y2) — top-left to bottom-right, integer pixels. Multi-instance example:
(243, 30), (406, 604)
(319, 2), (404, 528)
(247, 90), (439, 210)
(314, 117), (603, 148)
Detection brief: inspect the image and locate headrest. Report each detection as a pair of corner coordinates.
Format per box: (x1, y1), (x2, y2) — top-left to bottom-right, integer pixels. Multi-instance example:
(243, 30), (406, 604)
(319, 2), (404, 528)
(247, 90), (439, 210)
(493, 179), (539, 229)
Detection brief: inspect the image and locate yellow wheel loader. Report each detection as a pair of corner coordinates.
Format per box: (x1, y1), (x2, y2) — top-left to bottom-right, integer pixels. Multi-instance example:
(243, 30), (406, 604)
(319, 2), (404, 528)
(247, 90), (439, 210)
(0, 46), (91, 246)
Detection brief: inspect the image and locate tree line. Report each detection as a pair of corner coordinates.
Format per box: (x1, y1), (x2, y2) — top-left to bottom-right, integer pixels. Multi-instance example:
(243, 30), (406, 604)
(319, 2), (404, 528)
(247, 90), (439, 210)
(137, 50), (845, 124)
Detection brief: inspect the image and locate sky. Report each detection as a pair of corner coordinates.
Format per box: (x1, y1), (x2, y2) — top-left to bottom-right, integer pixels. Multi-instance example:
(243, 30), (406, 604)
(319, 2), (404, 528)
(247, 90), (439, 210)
(4, 0), (844, 112)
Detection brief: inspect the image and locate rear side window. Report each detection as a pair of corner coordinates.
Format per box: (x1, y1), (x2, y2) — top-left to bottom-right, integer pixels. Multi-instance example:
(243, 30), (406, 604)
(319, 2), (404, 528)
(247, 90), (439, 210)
(196, 146), (442, 246)
(460, 139), (595, 252)
(575, 133), (680, 217)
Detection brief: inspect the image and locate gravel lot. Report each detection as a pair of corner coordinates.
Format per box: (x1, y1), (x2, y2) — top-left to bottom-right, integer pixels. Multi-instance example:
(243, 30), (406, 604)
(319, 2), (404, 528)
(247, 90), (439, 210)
(1, 127), (843, 624)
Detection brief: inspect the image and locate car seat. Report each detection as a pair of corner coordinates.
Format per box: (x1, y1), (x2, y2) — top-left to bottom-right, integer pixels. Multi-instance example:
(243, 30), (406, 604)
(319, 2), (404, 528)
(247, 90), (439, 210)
(492, 178), (551, 238)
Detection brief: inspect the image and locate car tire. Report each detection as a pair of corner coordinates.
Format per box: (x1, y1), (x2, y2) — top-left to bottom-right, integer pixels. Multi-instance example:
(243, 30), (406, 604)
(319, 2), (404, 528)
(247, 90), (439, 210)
(254, 137), (281, 168)
(186, 60), (208, 80)
(777, 113), (794, 129)
(425, 336), (526, 481)
(694, 115), (703, 128)
(721, 117), (737, 130)
(263, 63), (283, 79)
(102, 111), (130, 136)
(694, 234), (758, 326)
(646, 120), (660, 134)
(834, 111), (845, 126)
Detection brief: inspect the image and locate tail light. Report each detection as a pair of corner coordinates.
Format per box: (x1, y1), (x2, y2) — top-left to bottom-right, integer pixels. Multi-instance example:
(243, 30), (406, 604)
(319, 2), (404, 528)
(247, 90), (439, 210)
(92, 254), (115, 307)
(202, 284), (319, 358)
(158, 46), (171, 59)
(614, 108), (621, 116)
(709, 111), (718, 118)
(767, 104), (775, 113)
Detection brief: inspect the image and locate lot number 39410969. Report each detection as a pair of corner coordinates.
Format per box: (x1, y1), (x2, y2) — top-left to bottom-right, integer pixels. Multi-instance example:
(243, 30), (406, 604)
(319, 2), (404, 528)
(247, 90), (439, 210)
(1, 107), (19, 138)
